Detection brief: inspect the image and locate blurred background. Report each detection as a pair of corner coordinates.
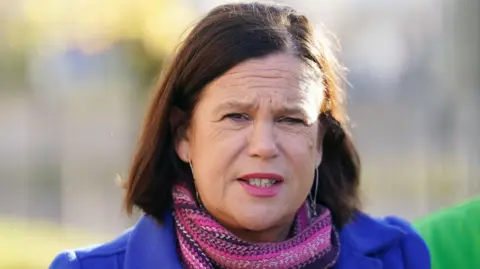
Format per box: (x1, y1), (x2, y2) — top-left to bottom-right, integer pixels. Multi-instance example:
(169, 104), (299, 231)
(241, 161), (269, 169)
(0, 0), (478, 268)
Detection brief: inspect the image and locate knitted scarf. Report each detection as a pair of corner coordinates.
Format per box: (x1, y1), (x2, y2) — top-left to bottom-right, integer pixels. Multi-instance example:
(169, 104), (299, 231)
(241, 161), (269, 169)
(172, 185), (340, 269)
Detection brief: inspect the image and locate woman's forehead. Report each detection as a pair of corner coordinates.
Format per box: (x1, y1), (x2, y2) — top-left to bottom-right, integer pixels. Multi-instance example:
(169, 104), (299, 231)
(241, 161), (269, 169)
(215, 53), (317, 83)
(202, 54), (324, 101)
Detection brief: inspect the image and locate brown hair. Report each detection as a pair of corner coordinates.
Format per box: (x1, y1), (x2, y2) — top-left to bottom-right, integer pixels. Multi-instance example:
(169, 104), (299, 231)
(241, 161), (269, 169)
(123, 2), (361, 228)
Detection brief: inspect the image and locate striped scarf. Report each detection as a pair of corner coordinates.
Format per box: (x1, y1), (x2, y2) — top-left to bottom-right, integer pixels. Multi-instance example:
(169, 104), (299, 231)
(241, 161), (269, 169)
(172, 185), (340, 269)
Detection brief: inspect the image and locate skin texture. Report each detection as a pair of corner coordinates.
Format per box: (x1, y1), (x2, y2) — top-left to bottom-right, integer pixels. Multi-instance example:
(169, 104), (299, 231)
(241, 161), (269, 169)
(175, 53), (325, 243)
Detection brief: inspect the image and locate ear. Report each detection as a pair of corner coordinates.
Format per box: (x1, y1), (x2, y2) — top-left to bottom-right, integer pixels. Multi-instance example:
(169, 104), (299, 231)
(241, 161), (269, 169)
(315, 146), (323, 168)
(316, 121), (326, 168)
(176, 137), (191, 163)
(170, 106), (190, 163)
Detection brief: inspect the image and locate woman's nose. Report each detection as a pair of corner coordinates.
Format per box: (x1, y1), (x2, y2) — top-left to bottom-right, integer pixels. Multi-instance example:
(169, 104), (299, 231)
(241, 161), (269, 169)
(247, 120), (279, 159)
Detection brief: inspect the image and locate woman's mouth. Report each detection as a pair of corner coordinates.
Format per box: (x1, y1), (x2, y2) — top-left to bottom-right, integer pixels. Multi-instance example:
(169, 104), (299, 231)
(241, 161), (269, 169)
(240, 178), (278, 188)
(237, 173), (284, 197)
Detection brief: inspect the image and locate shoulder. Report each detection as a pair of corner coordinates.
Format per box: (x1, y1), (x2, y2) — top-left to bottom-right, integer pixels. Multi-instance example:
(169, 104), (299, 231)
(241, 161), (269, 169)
(48, 229), (131, 269)
(414, 197), (480, 268)
(49, 213), (182, 269)
(338, 212), (430, 269)
(414, 196), (480, 233)
(380, 215), (431, 268)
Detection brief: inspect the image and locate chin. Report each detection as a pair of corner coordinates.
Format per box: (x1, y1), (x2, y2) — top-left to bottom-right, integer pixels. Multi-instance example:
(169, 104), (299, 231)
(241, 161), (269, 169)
(234, 206), (284, 231)
(238, 218), (275, 231)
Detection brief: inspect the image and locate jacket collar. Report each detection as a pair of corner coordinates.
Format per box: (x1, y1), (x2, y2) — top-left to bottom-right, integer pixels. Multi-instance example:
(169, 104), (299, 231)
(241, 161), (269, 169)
(334, 212), (405, 269)
(124, 211), (405, 269)
(124, 211), (182, 269)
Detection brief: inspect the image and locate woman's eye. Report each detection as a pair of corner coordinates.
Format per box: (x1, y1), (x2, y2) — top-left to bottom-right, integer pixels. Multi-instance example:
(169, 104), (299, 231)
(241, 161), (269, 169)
(279, 117), (305, 125)
(224, 113), (250, 122)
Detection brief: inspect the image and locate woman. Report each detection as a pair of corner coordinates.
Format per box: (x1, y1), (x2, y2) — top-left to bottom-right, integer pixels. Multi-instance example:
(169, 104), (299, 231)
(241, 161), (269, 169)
(50, 2), (430, 269)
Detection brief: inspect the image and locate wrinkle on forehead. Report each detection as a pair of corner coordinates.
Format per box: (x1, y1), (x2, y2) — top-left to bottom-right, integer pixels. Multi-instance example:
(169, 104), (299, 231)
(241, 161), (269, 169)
(210, 56), (321, 88)
(215, 54), (317, 87)
(201, 53), (325, 118)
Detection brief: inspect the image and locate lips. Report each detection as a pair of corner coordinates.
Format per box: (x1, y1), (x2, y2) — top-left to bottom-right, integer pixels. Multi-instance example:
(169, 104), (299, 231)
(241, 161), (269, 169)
(239, 173), (284, 181)
(238, 173), (284, 186)
(237, 173), (284, 197)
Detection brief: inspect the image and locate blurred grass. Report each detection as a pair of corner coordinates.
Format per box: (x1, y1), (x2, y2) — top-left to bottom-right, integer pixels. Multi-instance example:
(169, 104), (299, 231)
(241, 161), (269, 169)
(0, 218), (111, 269)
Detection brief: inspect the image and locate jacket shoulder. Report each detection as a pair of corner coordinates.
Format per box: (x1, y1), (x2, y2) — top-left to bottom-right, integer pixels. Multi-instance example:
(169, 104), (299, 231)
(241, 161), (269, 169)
(413, 197), (480, 268)
(381, 215), (431, 268)
(49, 228), (132, 269)
(340, 212), (430, 269)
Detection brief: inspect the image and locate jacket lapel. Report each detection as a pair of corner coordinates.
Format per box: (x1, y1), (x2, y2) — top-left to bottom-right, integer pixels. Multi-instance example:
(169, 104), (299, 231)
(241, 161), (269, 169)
(124, 212), (183, 269)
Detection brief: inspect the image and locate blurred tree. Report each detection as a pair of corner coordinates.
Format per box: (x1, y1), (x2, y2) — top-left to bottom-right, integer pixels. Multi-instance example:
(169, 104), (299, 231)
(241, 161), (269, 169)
(1, 0), (196, 92)
(10, 0), (196, 56)
(0, 0), (198, 228)
(445, 0), (480, 197)
(0, 45), (28, 93)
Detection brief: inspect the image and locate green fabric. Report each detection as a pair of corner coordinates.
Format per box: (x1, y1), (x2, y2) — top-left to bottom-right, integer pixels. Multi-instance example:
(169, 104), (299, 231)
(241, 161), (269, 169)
(413, 196), (480, 269)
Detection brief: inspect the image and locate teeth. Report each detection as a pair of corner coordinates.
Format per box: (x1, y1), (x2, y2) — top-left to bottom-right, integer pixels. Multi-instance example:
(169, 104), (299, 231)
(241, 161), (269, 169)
(247, 178), (276, 188)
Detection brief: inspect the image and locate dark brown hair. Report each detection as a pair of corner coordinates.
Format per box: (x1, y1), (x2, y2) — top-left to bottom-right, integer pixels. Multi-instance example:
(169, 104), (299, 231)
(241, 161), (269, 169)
(123, 2), (361, 228)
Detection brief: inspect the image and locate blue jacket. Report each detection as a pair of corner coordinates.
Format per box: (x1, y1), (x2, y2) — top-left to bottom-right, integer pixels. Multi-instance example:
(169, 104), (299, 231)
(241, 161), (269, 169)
(49, 211), (430, 269)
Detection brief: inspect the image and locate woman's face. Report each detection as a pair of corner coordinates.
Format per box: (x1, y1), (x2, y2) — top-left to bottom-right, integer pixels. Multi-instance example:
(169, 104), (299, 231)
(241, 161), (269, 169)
(175, 53), (325, 241)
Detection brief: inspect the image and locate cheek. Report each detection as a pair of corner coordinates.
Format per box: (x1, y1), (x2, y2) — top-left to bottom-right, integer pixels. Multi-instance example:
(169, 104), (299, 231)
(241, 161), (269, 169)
(189, 123), (244, 193)
(279, 125), (319, 156)
(278, 127), (319, 178)
(192, 123), (245, 163)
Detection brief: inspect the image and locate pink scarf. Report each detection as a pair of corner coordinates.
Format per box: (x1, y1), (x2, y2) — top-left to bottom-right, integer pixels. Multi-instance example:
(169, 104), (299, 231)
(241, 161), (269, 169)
(172, 185), (340, 268)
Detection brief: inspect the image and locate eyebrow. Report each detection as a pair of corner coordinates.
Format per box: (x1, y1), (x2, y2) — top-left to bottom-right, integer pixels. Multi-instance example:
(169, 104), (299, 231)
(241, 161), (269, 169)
(213, 100), (257, 115)
(213, 100), (311, 118)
